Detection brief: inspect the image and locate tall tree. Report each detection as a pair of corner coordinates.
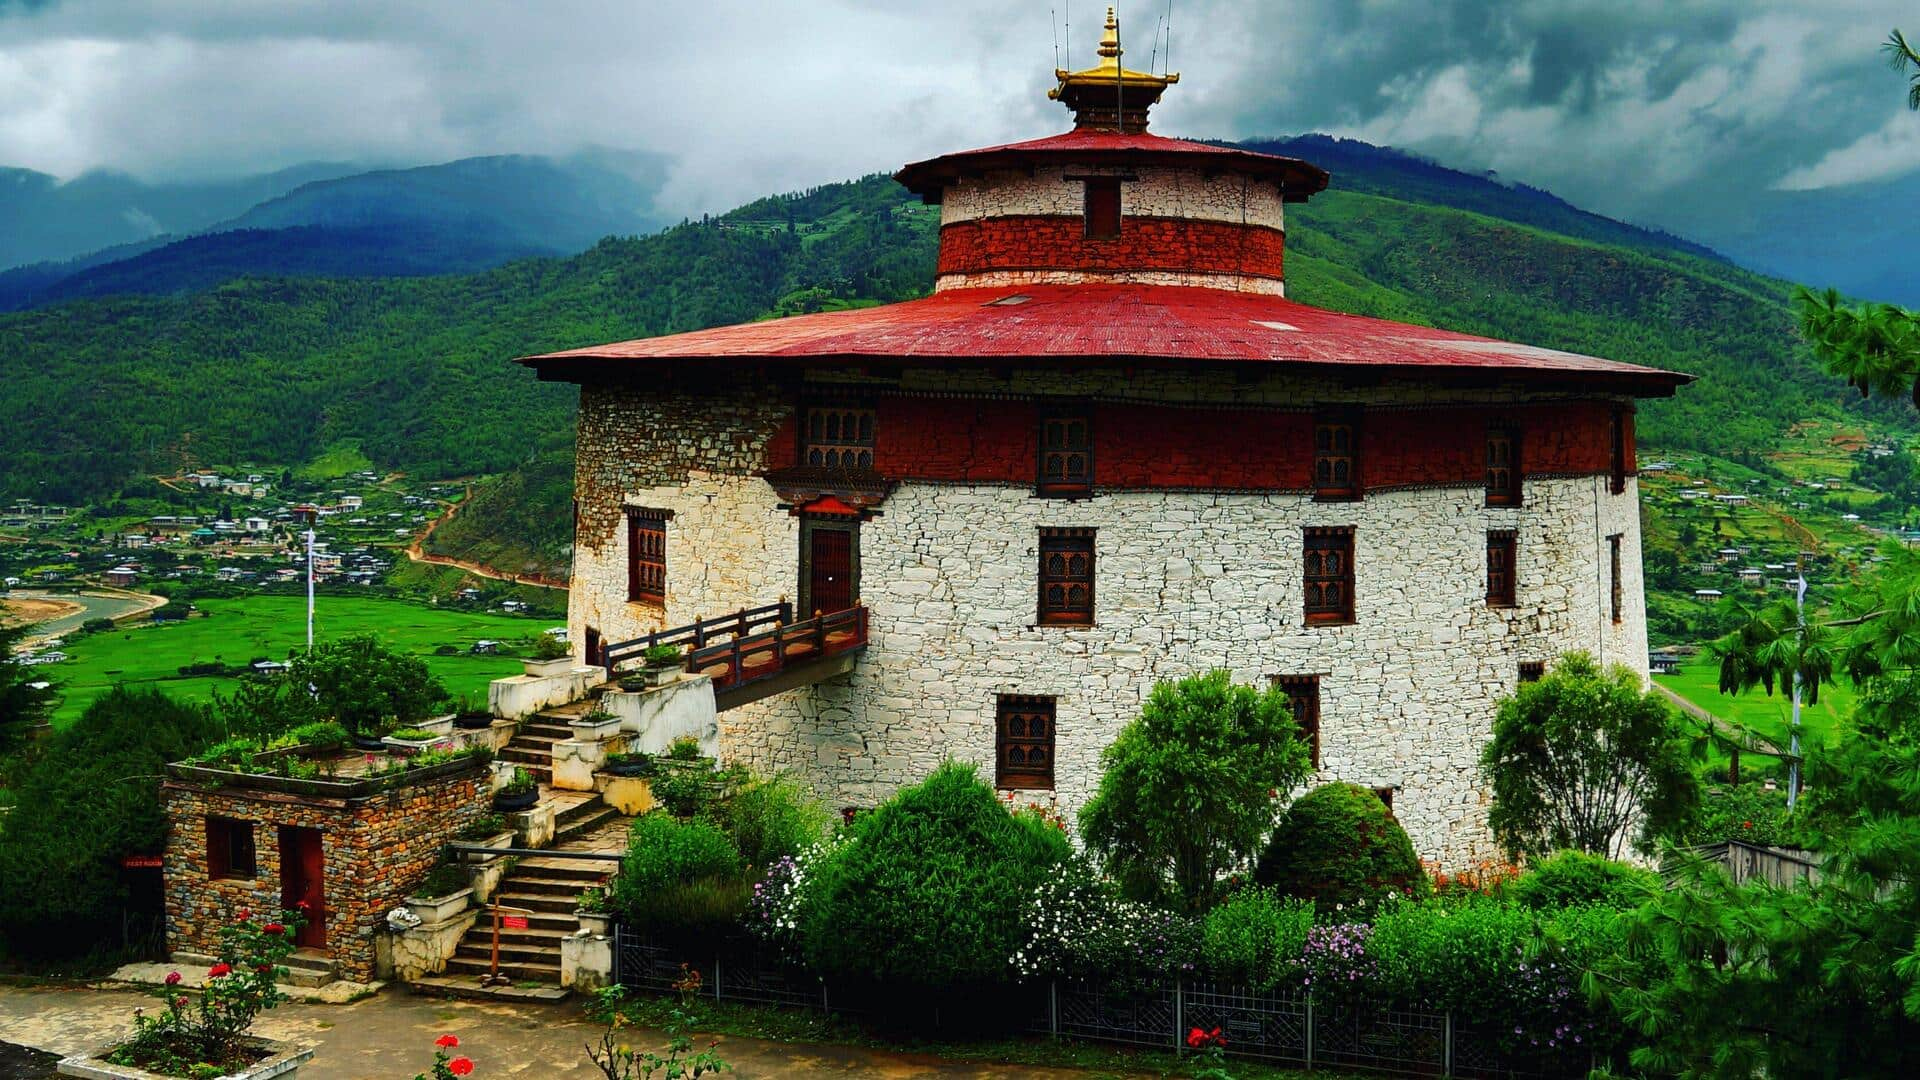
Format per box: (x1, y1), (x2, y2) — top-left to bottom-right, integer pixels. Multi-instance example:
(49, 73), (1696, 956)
(1080, 670), (1312, 911)
(1481, 653), (1700, 859)
(0, 621), (57, 761)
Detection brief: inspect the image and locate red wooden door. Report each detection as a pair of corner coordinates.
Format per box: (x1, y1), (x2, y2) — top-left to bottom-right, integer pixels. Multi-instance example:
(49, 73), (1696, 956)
(808, 528), (853, 616)
(277, 826), (326, 949)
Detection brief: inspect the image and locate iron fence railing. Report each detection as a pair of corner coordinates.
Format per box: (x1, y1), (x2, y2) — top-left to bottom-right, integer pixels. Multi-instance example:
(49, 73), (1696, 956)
(611, 928), (1596, 1078)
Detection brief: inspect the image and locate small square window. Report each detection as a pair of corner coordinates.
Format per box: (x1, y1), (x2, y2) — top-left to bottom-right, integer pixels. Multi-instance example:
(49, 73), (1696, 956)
(1487, 530), (1517, 608)
(1486, 425), (1520, 506)
(207, 816), (256, 880)
(1038, 529), (1095, 626)
(1313, 411), (1360, 500)
(1038, 413), (1092, 497)
(1084, 179), (1121, 240)
(996, 695), (1056, 790)
(1304, 526), (1355, 625)
(1518, 661), (1546, 683)
(1274, 675), (1322, 768)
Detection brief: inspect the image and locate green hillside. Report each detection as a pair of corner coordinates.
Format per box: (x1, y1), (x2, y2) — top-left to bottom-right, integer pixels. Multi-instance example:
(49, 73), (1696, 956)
(0, 166), (1899, 517)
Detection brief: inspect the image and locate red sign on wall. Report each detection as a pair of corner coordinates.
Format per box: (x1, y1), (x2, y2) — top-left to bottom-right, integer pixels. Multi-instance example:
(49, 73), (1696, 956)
(121, 855), (163, 869)
(500, 915), (528, 930)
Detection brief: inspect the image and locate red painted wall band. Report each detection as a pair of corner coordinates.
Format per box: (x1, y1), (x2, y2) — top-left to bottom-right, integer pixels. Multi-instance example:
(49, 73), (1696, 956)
(936, 215), (1287, 281)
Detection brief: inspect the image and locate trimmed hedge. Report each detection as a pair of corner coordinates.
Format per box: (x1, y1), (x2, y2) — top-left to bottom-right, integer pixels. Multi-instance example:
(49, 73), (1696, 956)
(1508, 850), (1658, 910)
(1256, 782), (1425, 912)
(611, 813), (747, 945)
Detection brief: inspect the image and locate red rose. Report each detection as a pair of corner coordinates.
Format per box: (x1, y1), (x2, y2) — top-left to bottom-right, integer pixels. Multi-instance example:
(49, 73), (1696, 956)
(1743, 820), (1754, 829)
(436, 1034), (460, 1048)
(237, 909), (250, 920)
(263, 923), (285, 935)
(208, 963), (232, 978)
(164, 971), (182, 986)
(1187, 1026), (1206, 1048)
(448, 1057), (474, 1076)
(295, 900), (311, 910)
(256, 964), (273, 973)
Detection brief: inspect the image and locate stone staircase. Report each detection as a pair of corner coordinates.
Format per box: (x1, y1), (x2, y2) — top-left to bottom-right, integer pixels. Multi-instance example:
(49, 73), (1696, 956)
(495, 708), (582, 787)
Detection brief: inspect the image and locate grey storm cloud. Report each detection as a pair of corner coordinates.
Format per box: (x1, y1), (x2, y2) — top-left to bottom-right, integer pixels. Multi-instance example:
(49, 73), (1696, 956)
(0, 0), (1915, 226)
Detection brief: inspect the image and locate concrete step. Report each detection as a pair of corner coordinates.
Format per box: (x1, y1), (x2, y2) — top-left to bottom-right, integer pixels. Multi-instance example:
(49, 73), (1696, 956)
(499, 747), (553, 764)
(492, 891), (579, 915)
(411, 974), (570, 1002)
(554, 795), (609, 827)
(512, 858), (615, 883)
(454, 940), (564, 964)
(507, 875), (602, 897)
(555, 807), (623, 846)
(460, 925), (575, 947)
(466, 910), (578, 933)
(442, 956), (561, 983)
(523, 719), (577, 737)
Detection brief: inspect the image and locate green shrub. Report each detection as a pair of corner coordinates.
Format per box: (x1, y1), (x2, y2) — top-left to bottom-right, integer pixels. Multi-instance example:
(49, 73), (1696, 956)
(0, 687), (223, 961)
(1680, 783), (1804, 848)
(288, 634), (447, 738)
(1368, 897), (1533, 1013)
(796, 762), (1071, 987)
(611, 813), (747, 946)
(187, 737), (263, 771)
(1080, 671), (1312, 910)
(1201, 887), (1313, 990)
(667, 735), (702, 760)
(1255, 782), (1425, 913)
(388, 727), (439, 741)
(455, 813), (509, 841)
(286, 720), (349, 752)
(722, 774), (832, 868)
(651, 766), (709, 817)
(413, 861), (471, 899)
(1509, 851), (1658, 910)
(529, 634), (569, 661)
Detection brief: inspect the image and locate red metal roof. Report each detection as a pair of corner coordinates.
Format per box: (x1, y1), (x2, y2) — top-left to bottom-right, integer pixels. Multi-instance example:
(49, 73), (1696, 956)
(894, 130), (1329, 203)
(520, 284), (1692, 394)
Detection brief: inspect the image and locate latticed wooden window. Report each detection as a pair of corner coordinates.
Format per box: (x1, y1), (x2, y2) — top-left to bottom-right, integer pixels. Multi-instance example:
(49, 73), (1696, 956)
(1038, 528), (1095, 625)
(206, 816), (256, 880)
(1609, 533), (1624, 623)
(1303, 526), (1355, 624)
(1084, 179), (1121, 239)
(1039, 414), (1092, 496)
(1313, 412), (1359, 499)
(805, 406), (875, 469)
(1486, 426), (1520, 506)
(1487, 529), (1517, 607)
(996, 694), (1056, 789)
(1274, 674), (1322, 768)
(626, 509), (668, 604)
(1609, 407), (1629, 495)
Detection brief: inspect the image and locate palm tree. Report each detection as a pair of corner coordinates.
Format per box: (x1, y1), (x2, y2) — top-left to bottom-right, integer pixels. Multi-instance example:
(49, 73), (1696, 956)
(1888, 29), (1920, 111)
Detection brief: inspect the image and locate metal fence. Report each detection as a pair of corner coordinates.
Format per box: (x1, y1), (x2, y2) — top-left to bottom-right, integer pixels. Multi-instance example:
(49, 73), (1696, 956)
(613, 927), (1591, 1077)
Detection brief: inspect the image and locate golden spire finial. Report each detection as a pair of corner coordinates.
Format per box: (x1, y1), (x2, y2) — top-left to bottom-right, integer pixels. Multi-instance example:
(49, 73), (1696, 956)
(1049, 6), (1178, 132)
(1097, 7), (1121, 60)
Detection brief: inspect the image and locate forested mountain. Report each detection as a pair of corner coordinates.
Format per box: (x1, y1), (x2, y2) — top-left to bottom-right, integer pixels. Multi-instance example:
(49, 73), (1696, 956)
(0, 146), (1894, 510)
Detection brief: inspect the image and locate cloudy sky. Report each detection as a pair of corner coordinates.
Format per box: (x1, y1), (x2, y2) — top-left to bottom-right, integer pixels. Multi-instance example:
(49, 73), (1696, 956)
(0, 0), (1915, 232)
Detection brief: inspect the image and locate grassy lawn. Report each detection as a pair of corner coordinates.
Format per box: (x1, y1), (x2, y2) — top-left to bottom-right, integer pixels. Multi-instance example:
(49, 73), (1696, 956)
(43, 594), (551, 725)
(1653, 657), (1853, 753)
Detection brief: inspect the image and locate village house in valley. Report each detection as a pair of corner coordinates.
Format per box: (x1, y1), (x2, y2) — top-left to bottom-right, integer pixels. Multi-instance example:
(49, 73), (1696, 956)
(521, 15), (1689, 867)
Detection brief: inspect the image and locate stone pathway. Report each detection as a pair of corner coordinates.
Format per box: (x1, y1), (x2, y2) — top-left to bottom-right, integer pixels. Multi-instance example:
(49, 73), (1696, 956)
(0, 984), (1135, 1079)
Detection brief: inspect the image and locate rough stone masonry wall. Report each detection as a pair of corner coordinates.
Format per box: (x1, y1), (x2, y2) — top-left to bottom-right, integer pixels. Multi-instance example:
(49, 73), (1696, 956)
(570, 368), (1649, 869)
(162, 775), (489, 981)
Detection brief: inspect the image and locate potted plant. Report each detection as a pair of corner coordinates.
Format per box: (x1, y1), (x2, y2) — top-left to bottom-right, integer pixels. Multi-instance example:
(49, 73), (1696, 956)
(493, 767), (539, 811)
(569, 708), (622, 741)
(576, 886), (612, 936)
(454, 812), (514, 853)
(522, 632), (574, 678)
(404, 860), (474, 924)
(382, 727), (446, 756)
(601, 751), (655, 779)
(414, 712), (456, 737)
(453, 694), (494, 731)
(641, 642), (685, 687)
(349, 718), (394, 752)
(665, 734), (703, 761)
(60, 908), (315, 1079)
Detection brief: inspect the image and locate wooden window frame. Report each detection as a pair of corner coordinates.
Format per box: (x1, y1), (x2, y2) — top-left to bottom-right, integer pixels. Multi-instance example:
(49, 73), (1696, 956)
(1037, 409), (1094, 498)
(1486, 529), (1518, 608)
(1609, 533), (1624, 624)
(1303, 525), (1356, 626)
(1518, 661), (1546, 683)
(625, 507), (671, 605)
(1274, 674), (1322, 768)
(206, 815), (257, 880)
(996, 694), (1056, 790)
(1609, 407), (1629, 495)
(1083, 178), (1122, 240)
(1486, 424), (1521, 506)
(1037, 527), (1096, 626)
(1313, 409), (1362, 501)
(803, 404), (876, 470)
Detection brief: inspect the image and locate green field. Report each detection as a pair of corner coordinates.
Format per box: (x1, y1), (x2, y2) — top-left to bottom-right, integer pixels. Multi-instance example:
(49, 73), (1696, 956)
(1654, 657), (1854, 756)
(44, 594), (553, 725)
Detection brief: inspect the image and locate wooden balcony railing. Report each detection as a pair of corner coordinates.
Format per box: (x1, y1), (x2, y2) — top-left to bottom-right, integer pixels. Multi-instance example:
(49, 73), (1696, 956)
(603, 603), (870, 699)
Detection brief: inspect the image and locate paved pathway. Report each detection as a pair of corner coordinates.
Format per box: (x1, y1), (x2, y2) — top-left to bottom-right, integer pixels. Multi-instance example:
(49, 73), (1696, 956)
(0, 984), (1126, 1079)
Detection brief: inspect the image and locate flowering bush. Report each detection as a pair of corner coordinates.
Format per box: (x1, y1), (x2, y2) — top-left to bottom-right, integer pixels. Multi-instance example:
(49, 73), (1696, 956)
(1007, 857), (1201, 991)
(745, 839), (841, 955)
(1300, 921), (1377, 1003)
(109, 907), (305, 1075)
(414, 1033), (476, 1079)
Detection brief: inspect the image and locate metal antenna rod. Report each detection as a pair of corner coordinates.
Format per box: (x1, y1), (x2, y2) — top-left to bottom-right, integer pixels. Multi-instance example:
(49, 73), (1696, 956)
(1052, 7), (1060, 69)
(1115, 10), (1125, 130)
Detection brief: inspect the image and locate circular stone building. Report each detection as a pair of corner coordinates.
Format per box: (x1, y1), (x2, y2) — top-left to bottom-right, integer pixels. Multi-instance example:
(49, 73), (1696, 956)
(520, 10), (1690, 867)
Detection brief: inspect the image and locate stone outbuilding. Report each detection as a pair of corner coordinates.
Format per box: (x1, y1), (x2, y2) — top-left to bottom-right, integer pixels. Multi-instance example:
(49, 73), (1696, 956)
(517, 12), (1692, 868)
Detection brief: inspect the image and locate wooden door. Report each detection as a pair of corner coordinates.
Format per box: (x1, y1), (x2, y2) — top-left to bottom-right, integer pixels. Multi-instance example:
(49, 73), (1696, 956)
(277, 826), (325, 949)
(807, 526), (854, 616)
